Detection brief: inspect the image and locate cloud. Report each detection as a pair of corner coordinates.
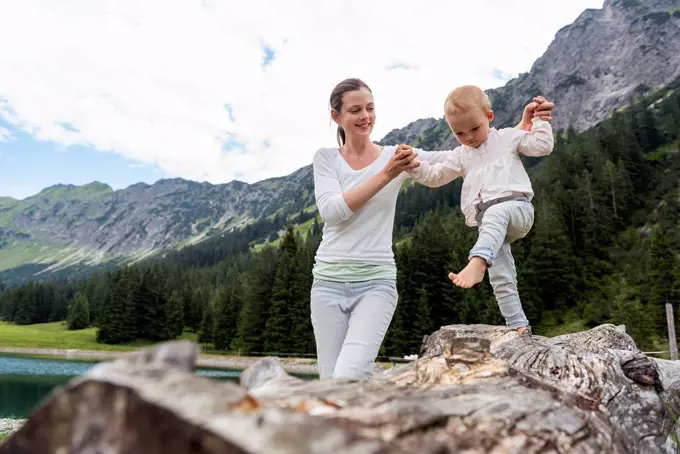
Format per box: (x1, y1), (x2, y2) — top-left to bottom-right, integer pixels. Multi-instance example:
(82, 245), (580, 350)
(0, 126), (11, 142)
(0, 0), (604, 185)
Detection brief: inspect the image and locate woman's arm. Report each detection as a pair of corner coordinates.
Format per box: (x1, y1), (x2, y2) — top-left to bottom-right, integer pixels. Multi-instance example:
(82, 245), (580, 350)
(313, 148), (419, 225)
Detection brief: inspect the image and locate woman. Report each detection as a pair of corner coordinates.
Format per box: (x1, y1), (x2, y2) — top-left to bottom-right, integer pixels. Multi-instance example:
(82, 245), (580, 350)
(311, 78), (554, 380)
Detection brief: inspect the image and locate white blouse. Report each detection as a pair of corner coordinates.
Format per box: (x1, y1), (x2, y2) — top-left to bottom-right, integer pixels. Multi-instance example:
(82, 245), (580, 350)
(409, 118), (554, 226)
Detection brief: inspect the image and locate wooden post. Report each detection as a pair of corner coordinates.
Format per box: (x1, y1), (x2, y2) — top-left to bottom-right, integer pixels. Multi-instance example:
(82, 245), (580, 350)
(666, 301), (678, 360)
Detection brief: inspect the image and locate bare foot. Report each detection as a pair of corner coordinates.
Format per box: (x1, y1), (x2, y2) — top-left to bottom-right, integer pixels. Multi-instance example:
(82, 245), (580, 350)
(516, 326), (529, 336)
(448, 257), (487, 289)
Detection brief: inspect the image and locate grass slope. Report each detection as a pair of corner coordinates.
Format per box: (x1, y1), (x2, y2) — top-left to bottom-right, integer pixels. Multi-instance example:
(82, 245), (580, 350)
(0, 321), (198, 352)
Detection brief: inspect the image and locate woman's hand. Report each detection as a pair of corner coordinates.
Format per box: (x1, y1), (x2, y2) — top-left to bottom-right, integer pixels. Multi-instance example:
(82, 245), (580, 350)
(518, 96), (554, 131)
(382, 145), (420, 179)
(339, 144), (420, 215)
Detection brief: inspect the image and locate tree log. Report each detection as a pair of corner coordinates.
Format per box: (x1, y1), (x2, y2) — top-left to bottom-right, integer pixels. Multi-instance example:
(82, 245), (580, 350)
(2, 324), (679, 453)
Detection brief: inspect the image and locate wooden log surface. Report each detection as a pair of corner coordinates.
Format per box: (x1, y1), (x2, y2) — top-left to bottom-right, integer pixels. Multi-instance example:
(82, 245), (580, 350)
(1, 324), (679, 453)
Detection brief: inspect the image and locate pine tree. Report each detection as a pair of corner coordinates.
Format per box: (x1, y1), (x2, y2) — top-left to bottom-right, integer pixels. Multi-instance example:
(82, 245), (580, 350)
(383, 247), (409, 356)
(185, 285), (208, 332)
(607, 275), (655, 350)
(264, 227), (302, 353)
(631, 100), (664, 152)
(198, 302), (215, 345)
(13, 287), (36, 325)
(290, 233), (316, 354)
(130, 265), (169, 341)
(67, 291), (90, 330)
(522, 195), (578, 319)
(212, 270), (243, 351)
(234, 246), (277, 354)
(400, 211), (458, 330)
(49, 289), (69, 323)
(97, 270), (136, 344)
(165, 290), (185, 339)
(413, 285), (433, 348)
(212, 287), (231, 351)
(647, 225), (679, 333)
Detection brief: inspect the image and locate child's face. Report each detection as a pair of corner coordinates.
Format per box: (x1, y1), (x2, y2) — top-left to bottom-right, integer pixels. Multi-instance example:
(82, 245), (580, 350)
(446, 107), (494, 148)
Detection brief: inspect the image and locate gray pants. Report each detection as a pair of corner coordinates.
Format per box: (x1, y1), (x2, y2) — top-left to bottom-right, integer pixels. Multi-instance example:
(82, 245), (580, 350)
(310, 279), (398, 380)
(469, 200), (534, 329)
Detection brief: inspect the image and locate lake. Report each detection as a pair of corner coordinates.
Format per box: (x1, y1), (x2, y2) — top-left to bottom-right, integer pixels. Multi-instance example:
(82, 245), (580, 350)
(0, 354), (241, 418)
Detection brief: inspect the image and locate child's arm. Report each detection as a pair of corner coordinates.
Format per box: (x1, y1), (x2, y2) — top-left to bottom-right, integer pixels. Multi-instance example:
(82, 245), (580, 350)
(407, 146), (466, 188)
(516, 117), (554, 157)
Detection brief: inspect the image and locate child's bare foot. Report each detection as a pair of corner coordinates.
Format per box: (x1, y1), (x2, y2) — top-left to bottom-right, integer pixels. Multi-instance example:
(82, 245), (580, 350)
(448, 257), (487, 289)
(516, 326), (530, 336)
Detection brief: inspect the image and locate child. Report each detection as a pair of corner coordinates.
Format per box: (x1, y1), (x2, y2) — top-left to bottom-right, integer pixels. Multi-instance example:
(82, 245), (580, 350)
(406, 85), (554, 334)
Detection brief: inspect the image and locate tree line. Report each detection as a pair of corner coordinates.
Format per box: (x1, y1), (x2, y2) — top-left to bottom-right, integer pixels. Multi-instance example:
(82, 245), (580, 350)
(1, 80), (680, 356)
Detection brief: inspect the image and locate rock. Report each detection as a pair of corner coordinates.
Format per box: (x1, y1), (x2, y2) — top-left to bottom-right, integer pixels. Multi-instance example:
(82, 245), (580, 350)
(2, 324), (679, 453)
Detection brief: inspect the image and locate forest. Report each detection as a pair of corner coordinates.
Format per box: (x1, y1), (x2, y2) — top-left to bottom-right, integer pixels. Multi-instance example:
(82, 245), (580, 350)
(1, 79), (679, 358)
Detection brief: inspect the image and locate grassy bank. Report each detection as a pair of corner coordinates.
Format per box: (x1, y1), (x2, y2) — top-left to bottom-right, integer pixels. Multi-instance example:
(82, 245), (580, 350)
(0, 321), (197, 352)
(0, 321), (319, 375)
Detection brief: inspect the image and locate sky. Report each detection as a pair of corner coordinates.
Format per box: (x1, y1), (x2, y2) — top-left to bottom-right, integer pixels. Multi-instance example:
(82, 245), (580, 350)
(0, 0), (605, 200)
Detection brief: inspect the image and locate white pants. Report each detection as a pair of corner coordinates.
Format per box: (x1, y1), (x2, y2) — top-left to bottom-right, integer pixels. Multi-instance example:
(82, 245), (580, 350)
(469, 200), (534, 329)
(310, 278), (398, 380)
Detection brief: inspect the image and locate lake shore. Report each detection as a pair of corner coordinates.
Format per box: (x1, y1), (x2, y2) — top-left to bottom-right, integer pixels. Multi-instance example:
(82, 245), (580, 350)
(0, 346), (319, 376)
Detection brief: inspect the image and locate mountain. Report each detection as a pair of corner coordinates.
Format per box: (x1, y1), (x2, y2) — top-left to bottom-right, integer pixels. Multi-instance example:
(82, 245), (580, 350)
(1, 0), (679, 283)
(381, 0), (680, 149)
(0, 167), (315, 281)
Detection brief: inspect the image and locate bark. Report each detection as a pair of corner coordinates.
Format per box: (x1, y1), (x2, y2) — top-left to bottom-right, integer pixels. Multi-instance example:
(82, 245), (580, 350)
(2, 324), (679, 454)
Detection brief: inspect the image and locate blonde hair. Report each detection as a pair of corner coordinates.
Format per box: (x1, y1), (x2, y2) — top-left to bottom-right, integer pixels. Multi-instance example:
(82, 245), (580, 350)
(444, 85), (491, 117)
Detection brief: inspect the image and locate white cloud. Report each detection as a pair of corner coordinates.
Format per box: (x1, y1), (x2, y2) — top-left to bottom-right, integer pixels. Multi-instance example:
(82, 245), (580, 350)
(0, 0), (604, 185)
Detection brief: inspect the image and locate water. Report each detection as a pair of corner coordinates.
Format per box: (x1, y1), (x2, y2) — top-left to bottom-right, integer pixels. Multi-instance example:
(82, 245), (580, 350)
(0, 354), (241, 418)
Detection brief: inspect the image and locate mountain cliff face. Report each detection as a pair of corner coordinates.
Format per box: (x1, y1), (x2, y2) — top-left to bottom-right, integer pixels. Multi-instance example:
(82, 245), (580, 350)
(2, 0), (678, 282)
(380, 0), (680, 149)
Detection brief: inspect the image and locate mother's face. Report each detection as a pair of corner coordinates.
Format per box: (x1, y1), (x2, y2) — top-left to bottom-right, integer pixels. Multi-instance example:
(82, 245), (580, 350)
(332, 87), (375, 140)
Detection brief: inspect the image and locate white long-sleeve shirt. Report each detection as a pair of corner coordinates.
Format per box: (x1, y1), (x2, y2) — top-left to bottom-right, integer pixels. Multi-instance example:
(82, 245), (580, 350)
(409, 118), (554, 227)
(312, 145), (453, 272)
(312, 146), (408, 268)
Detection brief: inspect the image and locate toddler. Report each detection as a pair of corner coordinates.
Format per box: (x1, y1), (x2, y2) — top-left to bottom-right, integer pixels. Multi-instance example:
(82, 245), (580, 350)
(406, 85), (554, 334)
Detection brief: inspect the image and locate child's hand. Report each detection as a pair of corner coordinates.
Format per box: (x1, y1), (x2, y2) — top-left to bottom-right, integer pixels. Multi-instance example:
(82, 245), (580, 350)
(383, 144), (419, 178)
(395, 144), (420, 167)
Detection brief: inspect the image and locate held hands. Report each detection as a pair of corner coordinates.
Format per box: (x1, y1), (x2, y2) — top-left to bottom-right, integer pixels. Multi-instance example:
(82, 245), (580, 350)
(519, 96), (554, 132)
(382, 144), (420, 179)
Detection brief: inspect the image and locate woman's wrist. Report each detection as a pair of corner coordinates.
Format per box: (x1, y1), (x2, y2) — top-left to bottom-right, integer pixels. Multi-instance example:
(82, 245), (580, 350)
(378, 167), (399, 182)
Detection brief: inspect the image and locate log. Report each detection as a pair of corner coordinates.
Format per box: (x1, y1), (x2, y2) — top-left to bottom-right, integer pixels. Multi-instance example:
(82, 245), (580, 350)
(1, 324), (679, 453)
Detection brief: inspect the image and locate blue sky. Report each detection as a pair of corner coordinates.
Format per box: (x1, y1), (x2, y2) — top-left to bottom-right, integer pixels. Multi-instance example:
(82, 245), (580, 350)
(0, 0), (604, 201)
(0, 122), (167, 199)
